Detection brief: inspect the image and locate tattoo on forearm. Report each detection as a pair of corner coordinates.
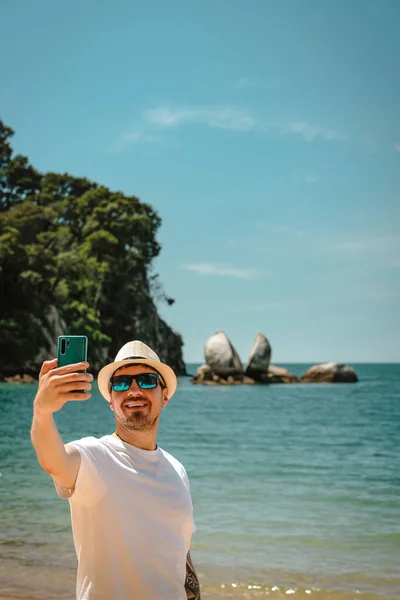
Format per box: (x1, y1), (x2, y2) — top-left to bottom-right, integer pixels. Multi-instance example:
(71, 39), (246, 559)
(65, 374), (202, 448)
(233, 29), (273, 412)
(185, 552), (201, 599)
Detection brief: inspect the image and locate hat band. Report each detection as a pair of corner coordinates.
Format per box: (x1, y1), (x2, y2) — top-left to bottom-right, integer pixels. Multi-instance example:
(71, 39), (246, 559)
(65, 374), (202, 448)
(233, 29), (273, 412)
(117, 356), (165, 387)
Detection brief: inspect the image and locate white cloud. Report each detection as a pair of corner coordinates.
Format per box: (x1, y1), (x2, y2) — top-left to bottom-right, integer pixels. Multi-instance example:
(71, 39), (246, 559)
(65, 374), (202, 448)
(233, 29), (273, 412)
(124, 132), (142, 143)
(181, 263), (259, 278)
(124, 132), (160, 144)
(106, 130), (160, 152)
(269, 121), (349, 142)
(111, 104), (349, 150)
(146, 106), (254, 131)
(333, 236), (400, 253)
(395, 143), (400, 153)
(146, 108), (347, 141)
(324, 235), (400, 267)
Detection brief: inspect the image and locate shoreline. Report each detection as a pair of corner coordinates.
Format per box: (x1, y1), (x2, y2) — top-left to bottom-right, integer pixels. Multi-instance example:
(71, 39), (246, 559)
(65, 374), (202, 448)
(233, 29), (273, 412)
(0, 584), (396, 600)
(1, 562), (399, 600)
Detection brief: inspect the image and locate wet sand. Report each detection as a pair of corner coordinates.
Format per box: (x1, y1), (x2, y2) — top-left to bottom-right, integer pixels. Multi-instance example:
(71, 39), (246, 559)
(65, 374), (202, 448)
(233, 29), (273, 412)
(0, 586), (396, 600)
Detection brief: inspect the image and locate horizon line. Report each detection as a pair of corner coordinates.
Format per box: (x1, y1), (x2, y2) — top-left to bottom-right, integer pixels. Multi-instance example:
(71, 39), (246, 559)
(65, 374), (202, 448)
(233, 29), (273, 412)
(182, 361), (400, 366)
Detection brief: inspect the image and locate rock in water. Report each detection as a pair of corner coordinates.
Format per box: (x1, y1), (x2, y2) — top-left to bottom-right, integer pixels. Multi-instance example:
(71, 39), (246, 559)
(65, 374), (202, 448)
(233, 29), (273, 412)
(5, 374), (36, 384)
(267, 365), (298, 383)
(204, 331), (243, 377)
(300, 362), (358, 383)
(195, 364), (213, 381)
(245, 333), (272, 380)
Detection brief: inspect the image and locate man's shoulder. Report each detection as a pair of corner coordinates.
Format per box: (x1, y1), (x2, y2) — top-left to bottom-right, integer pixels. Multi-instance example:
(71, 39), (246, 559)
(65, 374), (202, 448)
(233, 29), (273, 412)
(159, 447), (187, 476)
(66, 435), (111, 453)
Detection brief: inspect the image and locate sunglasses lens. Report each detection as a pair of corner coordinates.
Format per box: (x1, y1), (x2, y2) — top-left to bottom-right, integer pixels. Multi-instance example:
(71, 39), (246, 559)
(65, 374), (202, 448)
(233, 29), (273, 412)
(111, 376), (131, 392)
(137, 374), (158, 389)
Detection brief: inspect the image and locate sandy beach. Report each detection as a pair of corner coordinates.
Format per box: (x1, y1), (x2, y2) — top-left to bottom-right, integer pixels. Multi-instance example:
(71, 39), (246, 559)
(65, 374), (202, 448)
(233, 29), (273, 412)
(0, 582), (396, 600)
(1, 558), (399, 600)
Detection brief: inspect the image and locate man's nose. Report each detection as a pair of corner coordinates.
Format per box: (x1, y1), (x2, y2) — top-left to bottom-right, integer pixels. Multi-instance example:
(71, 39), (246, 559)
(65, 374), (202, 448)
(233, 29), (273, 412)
(127, 380), (145, 395)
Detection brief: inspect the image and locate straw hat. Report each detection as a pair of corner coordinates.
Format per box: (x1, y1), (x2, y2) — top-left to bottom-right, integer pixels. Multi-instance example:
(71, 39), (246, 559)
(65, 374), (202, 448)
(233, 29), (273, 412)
(97, 340), (177, 402)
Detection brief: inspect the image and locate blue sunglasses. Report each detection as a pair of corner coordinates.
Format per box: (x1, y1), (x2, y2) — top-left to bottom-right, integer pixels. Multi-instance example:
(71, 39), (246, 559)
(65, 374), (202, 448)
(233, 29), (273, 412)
(110, 373), (163, 392)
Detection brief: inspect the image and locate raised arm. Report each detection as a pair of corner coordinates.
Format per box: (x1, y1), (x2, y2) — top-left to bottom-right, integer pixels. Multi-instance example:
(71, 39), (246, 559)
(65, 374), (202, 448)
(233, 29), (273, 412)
(30, 358), (92, 490)
(185, 551), (201, 600)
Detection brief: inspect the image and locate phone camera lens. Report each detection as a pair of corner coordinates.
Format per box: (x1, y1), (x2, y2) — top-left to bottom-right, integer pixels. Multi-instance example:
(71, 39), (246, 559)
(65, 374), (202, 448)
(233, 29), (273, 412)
(60, 338), (66, 355)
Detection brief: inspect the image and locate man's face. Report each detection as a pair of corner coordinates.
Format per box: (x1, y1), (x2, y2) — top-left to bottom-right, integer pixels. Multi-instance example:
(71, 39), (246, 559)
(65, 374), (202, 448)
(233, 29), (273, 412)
(109, 364), (169, 432)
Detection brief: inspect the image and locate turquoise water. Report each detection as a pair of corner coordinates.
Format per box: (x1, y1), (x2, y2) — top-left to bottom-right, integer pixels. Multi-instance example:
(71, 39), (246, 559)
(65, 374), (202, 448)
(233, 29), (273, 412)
(0, 364), (399, 599)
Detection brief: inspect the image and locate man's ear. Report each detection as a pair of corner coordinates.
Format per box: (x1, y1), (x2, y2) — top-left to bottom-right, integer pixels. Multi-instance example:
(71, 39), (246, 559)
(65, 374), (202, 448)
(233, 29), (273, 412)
(162, 390), (169, 407)
(109, 399), (114, 412)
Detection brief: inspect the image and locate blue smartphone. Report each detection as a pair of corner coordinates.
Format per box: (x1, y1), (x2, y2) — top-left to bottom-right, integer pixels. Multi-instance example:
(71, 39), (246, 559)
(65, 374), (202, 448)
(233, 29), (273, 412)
(57, 336), (88, 370)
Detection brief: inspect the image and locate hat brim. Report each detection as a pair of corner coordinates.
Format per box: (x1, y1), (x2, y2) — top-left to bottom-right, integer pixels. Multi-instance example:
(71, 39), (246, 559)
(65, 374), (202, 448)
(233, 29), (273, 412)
(97, 358), (177, 402)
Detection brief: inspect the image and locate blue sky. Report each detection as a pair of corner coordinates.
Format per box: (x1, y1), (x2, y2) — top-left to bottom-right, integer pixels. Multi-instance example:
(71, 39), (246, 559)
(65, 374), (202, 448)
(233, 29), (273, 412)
(2, 0), (399, 363)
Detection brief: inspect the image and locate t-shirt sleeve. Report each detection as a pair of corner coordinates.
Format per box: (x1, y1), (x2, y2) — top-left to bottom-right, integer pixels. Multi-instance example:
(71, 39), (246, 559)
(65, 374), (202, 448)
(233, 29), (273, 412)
(181, 466), (197, 535)
(54, 437), (107, 506)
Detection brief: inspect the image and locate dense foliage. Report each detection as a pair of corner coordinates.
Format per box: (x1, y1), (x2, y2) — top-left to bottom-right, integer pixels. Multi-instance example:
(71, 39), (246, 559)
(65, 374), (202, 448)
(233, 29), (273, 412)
(0, 120), (184, 377)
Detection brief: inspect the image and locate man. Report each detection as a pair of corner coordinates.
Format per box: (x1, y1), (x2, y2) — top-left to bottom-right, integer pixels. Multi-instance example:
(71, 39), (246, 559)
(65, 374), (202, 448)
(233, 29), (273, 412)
(31, 340), (201, 600)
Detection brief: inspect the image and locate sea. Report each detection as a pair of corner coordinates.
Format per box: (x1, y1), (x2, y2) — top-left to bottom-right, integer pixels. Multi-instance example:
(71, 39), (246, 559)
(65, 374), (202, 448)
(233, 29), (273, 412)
(0, 363), (399, 600)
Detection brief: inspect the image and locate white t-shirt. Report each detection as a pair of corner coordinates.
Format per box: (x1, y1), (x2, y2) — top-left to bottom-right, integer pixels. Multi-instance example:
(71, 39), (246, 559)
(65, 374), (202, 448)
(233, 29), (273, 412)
(56, 435), (195, 600)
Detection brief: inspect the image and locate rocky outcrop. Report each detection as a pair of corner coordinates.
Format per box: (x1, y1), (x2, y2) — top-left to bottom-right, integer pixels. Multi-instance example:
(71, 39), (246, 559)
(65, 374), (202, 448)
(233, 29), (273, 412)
(300, 362), (358, 383)
(122, 290), (186, 376)
(31, 305), (65, 369)
(266, 365), (298, 384)
(1, 299), (186, 379)
(191, 364), (256, 385)
(191, 331), (299, 385)
(5, 374), (36, 384)
(245, 333), (272, 380)
(191, 363), (298, 385)
(195, 364), (213, 382)
(191, 333), (357, 386)
(1, 305), (66, 381)
(204, 331), (243, 377)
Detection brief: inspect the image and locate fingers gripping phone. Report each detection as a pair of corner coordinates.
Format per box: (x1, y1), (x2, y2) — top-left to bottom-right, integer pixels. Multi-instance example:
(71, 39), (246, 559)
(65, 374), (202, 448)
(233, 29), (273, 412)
(57, 336), (88, 370)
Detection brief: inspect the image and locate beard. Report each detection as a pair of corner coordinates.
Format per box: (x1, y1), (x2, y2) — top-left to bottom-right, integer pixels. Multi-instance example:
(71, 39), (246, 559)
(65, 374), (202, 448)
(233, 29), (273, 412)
(120, 414), (158, 432)
(116, 399), (158, 432)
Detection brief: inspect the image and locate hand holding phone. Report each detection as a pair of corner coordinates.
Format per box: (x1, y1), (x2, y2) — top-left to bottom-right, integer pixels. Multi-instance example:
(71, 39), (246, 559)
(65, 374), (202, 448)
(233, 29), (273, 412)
(34, 353), (93, 416)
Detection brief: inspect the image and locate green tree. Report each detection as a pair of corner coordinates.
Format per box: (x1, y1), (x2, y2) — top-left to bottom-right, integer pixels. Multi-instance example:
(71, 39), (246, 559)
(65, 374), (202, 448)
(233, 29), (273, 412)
(0, 121), (41, 210)
(0, 121), (185, 377)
